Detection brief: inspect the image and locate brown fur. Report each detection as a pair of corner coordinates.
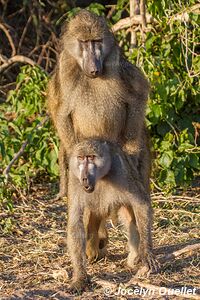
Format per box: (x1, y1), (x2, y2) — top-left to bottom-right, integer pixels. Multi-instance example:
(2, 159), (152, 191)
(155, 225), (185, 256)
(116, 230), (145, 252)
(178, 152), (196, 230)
(47, 9), (150, 199)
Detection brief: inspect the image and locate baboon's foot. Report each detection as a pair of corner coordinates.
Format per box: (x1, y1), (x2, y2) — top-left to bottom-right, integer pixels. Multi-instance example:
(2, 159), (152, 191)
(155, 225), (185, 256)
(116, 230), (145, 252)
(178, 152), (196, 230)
(69, 275), (90, 294)
(135, 254), (160, 277)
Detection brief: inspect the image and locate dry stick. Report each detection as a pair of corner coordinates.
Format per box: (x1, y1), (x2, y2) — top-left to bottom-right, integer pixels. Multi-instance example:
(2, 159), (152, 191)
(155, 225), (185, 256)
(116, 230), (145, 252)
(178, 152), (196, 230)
(0, 55), (36, 73)
(140, 0), (147, 44)
(0, 53), (8, 63)
(0, 23), (16, 56)
(112, 14), (155, 32)
(37, 41), (50, 65)
(140, 0), (147, 28)
(17, 15), (32, 53)
(160, 243), (200, 263)
(129, 0), (137, 48)
(0, 55), (47, 74)
(3, 116), (49, 180)
(168, 3), (200, 24)
(151, 193), (200, 202)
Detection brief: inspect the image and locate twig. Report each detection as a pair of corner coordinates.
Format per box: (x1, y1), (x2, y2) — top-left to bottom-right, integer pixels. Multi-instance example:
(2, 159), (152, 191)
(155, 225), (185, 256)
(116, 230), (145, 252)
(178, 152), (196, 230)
(140, 0), (147, 29)
(3, 116), (49, 180)
(150, 178), (163, 191)
(0, 22), (16, 56)
(37, 42), (50, 65)
(151, 194), (200, 202)
(106, 5), (116, 19)
(129, 0), (138, 48)
(168, 4), (200, 23)
(156, 208), (198, 215)
(112, 14), (155, 32)
(0, 54), (47, 74)
(140, 0), (147, 44)
(0, 53), (7, 63)
(17, 15), (32, 53)
(0, 55), (36, 73)
(160, 243), (200, 263)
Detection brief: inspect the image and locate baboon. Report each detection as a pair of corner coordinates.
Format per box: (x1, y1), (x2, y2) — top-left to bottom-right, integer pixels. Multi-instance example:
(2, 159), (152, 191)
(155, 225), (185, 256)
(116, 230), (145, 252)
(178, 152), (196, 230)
(67, 140), (159, 292)
(47, 9), (150, 200)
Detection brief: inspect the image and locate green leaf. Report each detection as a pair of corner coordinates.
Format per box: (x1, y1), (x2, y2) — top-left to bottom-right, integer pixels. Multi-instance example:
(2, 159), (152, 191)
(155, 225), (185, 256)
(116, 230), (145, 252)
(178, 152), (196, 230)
(189, 154), (200, 170)
(160, 151), (174, 168)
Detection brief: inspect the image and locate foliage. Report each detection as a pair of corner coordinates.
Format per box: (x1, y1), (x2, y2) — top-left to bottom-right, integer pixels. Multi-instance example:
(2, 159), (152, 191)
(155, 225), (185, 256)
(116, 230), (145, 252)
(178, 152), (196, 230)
(0, 0), (200, 209)
(143, 0), (200, 191)
(0, 66), (58, 209)
(112, 0), (200, 191)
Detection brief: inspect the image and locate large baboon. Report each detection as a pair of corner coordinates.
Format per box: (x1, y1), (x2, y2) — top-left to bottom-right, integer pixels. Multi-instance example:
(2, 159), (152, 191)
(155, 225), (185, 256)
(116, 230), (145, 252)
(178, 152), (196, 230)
(47, 9), (150, 199)
(67, 139), (158, 292)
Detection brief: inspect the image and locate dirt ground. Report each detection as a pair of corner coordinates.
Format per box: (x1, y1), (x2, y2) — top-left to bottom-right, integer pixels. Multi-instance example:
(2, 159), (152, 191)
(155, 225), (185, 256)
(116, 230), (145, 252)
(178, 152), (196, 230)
(0, 183), (199, 300)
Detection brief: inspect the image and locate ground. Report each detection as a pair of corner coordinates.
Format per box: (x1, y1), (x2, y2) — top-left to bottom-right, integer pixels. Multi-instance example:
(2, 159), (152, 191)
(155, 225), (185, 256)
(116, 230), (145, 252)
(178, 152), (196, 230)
(0, 184), (199, 300)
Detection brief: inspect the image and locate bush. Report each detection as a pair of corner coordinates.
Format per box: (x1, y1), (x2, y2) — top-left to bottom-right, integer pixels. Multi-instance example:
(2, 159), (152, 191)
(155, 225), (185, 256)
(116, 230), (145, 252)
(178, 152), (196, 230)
(0, 66), (58, 209)
(113, 0), (200, 191)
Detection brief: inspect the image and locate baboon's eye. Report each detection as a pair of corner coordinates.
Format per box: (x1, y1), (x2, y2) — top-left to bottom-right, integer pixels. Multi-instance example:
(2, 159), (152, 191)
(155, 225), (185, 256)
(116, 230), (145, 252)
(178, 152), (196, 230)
(78, 155), (85, 161)
(79, 39), (89, 43)
(88, 155), (95, 161)
(94, 39), (103, 43)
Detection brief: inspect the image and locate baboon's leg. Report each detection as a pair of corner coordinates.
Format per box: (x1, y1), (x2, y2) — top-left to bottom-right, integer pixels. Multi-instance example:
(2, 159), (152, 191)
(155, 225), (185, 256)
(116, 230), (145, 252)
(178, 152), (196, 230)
(131, 192), (159, 276)
(85, 212), (102, 263)
(118, 206), (140, 266)
(98, 218), (108, 257)
(56, 143), (68, 199)
(137, 147), (151, 192)
(67, 201), (88, 291)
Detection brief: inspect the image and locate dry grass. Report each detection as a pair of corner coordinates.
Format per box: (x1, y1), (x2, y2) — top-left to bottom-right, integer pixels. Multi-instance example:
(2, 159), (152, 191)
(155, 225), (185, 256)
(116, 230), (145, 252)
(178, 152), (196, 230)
(0, 184), (199, 299)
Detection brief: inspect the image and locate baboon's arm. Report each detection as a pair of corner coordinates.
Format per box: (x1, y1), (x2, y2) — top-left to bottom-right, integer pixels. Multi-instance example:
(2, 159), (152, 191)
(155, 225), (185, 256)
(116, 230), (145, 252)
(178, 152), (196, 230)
(47, 74), (76, 156)
(55, 106), (76, 156)
(121, 58), (149, 154)
(123, 103), (145, 154)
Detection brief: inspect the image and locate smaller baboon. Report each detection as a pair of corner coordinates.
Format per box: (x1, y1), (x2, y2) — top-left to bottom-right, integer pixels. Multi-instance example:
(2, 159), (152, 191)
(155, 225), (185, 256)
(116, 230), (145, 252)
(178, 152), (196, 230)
(67, 140), (159, 292)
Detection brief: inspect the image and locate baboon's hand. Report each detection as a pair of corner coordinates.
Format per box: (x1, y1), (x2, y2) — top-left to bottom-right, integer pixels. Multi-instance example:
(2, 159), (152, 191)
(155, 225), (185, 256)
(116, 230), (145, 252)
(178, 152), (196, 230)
(135, 253), (160, 277)
(86, 240), (107, 263)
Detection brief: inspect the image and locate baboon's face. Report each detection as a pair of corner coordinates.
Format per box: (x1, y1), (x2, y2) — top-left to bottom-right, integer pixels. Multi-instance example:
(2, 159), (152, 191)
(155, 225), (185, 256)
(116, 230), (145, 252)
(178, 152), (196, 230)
(78, 39), (103, 78)
(70, 143), (111, 193)
(76, 155), (97, 193)
(64, 10), (114, 78)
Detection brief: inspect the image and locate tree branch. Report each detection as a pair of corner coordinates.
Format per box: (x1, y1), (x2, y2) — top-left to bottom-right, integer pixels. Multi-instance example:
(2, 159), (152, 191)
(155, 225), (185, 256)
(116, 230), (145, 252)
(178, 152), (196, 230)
(0, 22), (16, 56)
(160, 243), (200, 263)
(112, 14), (155, 32)
(0, 55), (37, 73)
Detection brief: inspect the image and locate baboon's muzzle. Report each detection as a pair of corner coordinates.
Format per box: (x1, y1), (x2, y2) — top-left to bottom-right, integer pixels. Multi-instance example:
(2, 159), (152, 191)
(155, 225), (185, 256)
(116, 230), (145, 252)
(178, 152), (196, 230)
(82, 178), (95, 193)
